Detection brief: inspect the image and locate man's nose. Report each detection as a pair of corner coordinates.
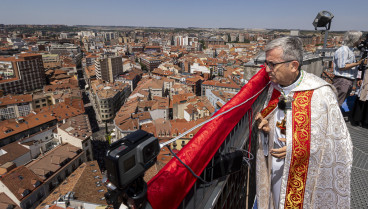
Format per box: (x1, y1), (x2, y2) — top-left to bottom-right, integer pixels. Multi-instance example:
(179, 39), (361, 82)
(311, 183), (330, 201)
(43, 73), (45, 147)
(265, 66), (271, 73)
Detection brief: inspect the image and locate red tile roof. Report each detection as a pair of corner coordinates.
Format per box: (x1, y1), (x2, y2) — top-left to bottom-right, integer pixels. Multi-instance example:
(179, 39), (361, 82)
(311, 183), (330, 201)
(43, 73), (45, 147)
(0, 166), (43, 201)
(0, 112), (56, 140)
(0, 142), (30, 166)
(0, 94), (32, 106)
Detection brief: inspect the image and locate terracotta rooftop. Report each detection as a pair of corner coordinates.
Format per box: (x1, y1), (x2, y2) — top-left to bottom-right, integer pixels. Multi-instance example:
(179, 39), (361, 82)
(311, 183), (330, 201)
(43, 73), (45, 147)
(0, 166), (43, 201)
(0, 193), (21, 209)
(116, 117), (139, 131)
(91, 80), (129, 100)
(172, 93), (196, 105)
(58, 115), (92, 142)
(170, 118), (208, 138)
(202, 79), (241, 89)
(36, 102), (84, 122)
(0, 112), (56, 141)
(36, 161), (108, 209)
(212, 90), (236, 103)
(0, 142), (30, 166)
(151, 97), (169, 111)
(26, 143), (81, 181)
(44, 78), (79, 92)
(0, 53), (42, 62)
(132, 111), (152, 121)
(152, 68), (174, 76)
(0, 94), (32, 106)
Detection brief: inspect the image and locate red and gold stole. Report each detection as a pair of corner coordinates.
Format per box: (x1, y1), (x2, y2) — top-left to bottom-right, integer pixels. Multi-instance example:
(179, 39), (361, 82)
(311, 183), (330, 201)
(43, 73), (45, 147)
(260, 89), (281, 118)
(284, 90), (314, 208)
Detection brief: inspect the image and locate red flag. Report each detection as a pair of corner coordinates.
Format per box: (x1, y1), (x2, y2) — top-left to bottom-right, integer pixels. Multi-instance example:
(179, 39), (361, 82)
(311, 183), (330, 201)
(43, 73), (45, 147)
(147, 68), (270, 209)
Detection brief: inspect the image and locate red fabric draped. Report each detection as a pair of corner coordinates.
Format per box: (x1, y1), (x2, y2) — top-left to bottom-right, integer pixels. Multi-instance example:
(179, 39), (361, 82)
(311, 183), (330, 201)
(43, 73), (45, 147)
(147, 67), (270, 209)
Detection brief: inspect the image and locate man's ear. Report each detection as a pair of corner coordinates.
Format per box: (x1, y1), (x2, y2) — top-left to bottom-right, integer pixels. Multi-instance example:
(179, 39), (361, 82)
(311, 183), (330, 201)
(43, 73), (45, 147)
(290, 61), (300, 72)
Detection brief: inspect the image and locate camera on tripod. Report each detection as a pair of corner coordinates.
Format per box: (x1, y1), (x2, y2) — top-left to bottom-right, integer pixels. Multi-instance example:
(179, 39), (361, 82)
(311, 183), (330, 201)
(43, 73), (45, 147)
(103, 130), (160, 209)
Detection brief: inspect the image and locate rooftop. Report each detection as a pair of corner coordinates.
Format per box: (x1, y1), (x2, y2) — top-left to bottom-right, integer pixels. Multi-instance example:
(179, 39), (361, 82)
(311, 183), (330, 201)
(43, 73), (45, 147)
(36, 161), (108, 208)
(0, 142), (29, 166)
(0, 94), (33, 106)
(58, 115), (92, 141)
(26, 143), (81, 181)
(0, 166), (42, 201)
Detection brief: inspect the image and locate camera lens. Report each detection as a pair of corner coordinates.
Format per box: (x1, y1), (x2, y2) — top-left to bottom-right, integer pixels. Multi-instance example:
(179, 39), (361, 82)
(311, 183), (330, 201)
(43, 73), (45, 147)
(143, 142), (157, 163)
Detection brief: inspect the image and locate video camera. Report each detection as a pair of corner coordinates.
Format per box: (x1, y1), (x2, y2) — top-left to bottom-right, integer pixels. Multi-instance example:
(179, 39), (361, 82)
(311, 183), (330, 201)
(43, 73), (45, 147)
(104, 130), (160, 209)
(357, 34), (368, 72)
(357, 34), (368, 52)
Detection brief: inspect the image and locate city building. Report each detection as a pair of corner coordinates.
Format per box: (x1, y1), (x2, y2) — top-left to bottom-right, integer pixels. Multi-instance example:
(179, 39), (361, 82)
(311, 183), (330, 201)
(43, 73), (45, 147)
(205, 89), (236, 111)
(0, 54), (46, 95)
(91, 80), (131, 122)
(201, 78), (241, 96)
(55, 115), (93, 161)
(0, 111), (57, 147)
(0, 94), (33, 120)
(140, 55), (162, 71)
(115, 68), (143, 92)
(41, 54), (61, 69)
(95, 56), (123, 83)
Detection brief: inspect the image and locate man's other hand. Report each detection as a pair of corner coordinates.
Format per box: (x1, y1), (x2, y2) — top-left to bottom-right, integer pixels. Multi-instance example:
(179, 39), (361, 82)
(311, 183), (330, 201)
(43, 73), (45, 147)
(255, 113), (270, 133)
(270, 138), (286, 159)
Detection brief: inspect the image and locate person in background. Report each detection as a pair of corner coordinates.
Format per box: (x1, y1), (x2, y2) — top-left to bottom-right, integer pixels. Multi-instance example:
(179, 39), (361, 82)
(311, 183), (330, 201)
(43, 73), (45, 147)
(255, 36), (352, 209)
(351, 37), (368, 127)
(332, 31), (364, 121)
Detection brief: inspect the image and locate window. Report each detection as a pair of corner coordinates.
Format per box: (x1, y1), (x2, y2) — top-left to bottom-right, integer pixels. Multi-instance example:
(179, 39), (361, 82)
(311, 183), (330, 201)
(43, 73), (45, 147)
(21, 189), (30, 197)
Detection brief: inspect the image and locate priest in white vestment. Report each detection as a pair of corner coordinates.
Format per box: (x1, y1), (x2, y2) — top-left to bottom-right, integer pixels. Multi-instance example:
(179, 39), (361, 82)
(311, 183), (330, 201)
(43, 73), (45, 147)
(255, 36), (353, 209)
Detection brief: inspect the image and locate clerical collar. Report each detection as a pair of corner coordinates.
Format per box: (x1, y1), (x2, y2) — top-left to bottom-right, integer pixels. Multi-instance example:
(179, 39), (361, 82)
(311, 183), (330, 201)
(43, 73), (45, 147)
(276, 71), (304, 111)
(278, 70), (303, 96)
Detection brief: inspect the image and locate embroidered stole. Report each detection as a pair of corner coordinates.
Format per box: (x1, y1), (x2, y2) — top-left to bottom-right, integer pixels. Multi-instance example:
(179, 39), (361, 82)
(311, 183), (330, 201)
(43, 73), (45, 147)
(260, 89), (314, 208)
(261, 89), (281, 118)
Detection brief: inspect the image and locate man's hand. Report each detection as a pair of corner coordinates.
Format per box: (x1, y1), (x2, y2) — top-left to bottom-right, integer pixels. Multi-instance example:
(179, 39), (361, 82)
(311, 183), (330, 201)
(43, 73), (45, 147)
(270, 138), (286, 159)
(255, 113), (270, 133)
(357, 80), (363, 87)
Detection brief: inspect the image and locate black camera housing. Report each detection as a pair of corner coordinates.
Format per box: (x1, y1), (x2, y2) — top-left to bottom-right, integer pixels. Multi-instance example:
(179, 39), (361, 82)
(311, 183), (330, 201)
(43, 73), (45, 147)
(105, 130), (160, 189)
(357, 34), (368, 52)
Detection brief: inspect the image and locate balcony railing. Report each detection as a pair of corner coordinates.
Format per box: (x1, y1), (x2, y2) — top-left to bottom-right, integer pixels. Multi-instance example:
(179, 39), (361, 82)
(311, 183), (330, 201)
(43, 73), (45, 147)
(147, 68), (271, 209)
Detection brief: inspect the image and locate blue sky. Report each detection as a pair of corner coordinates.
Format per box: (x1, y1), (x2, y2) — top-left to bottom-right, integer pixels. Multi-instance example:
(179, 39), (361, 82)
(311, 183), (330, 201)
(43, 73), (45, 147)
(1, 0), (367, 31)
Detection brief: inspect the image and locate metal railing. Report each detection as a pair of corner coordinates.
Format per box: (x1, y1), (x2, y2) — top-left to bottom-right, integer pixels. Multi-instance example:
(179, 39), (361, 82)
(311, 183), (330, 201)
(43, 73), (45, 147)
(177, 87), (269, 209)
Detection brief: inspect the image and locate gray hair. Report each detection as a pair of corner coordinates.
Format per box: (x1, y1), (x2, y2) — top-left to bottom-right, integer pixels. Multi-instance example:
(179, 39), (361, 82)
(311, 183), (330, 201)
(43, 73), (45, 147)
(343, 31), (362, 47)
(265, 36), (303, 69)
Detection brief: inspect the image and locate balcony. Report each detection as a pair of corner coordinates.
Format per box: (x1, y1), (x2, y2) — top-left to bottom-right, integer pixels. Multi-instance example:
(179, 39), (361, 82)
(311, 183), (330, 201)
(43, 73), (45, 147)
(145, 67), (368, 209)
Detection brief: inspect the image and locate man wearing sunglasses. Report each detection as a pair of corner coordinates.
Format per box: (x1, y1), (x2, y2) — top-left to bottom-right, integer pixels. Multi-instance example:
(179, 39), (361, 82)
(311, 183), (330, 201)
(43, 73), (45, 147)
(255, 36), (352, 209)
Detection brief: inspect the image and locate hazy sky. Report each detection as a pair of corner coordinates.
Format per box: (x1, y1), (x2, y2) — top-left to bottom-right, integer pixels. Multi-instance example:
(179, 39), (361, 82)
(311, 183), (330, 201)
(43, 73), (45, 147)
(1, 0), (367, 31)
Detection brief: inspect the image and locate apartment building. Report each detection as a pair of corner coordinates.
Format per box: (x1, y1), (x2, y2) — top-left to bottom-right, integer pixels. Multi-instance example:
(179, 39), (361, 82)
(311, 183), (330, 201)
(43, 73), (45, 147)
(140, 55), (162, 71)
(0, 94), (33, 120)
(0, 142), (87, 209)
(0, 112), (57, 147)
(95, 56), (123, 83)
(0, 54), (46, 95)
(41, 54), (61, 69)
(205, 89), (236, 111)
(201, 78), (241, 96)
(56, 115), (93, 161)
(91, 80), (131, 122)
